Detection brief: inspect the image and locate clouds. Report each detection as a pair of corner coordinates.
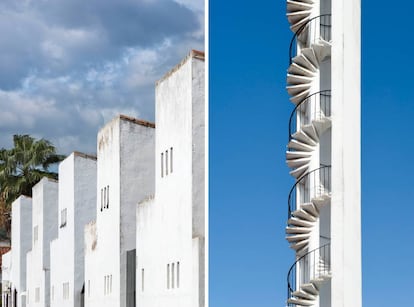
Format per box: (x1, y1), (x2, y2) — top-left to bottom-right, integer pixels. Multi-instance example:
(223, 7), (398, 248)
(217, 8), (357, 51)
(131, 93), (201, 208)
(0, 0), (204, 154)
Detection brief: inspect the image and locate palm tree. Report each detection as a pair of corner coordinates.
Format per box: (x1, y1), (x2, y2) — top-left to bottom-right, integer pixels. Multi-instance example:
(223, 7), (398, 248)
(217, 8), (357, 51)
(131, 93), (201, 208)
(0, 134), (65, 206)
(0, 135), (65, 239)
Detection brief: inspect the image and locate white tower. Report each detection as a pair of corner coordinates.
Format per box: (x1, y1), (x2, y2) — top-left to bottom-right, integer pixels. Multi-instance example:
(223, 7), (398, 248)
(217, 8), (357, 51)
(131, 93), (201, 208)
(284, 0), (361, 306)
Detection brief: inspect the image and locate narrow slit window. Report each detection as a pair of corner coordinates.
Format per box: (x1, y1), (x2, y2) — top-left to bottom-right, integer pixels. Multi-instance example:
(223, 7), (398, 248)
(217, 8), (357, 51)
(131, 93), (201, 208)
(141, 269), (145, 292)
(171, 263), (175, 289)
(104, 187), (107, 210)
(170, 147), (173, 173)
(88, 280), (90, 297)
(101, 189), (103, 211)
(106, 185), (109, 208)
(33, 226), (38, 243)
(161, 153), (164, 177)
(177, 262), (180, 288)
(166, 150), (169, 175)
(60, 208), (67, 227)
(167, 264), (170, 289)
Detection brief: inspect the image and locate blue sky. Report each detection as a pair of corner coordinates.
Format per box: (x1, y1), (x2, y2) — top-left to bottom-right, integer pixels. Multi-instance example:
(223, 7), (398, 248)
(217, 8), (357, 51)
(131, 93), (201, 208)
(209, 1), (414, 306)
(0, 0), (203, 154)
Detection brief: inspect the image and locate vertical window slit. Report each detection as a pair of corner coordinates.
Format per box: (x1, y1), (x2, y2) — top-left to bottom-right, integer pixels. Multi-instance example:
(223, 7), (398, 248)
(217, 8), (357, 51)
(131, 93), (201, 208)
(167, 264), (170, 289)
(177, 261), (180, 288)
(166, 150), (169, 175)
(161, 153), (164, 178)
(141, 269), (144, 292)
(170, 147), (173, 173)
(171, 263), (175, 289)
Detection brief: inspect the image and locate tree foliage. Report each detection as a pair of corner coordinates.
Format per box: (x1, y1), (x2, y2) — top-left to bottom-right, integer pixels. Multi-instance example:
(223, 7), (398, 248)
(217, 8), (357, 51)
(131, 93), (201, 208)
(0, 135), (65, 238)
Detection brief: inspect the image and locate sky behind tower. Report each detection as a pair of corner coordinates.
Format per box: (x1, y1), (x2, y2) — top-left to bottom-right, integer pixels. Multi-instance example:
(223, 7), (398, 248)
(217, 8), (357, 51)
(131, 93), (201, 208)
(210, 1), (414, 306)
(0, 0), (204, 154)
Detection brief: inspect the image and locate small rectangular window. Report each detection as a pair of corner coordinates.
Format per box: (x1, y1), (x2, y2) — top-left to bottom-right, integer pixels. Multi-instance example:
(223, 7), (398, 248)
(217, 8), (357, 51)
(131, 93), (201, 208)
(170, 147), (173, 173)
(166, 150), (169, 175)
(35, 287), (40, 302)
(167, 264), (170, 289)
(33, 226), (38, 243)
(62, 282), (69, 300)
(141, 269), (144, 292)
(60, 208), (67, 228)
(104, 187), (107, 210)
(106, 185), (109, 208)
(171, 263), (175, 289)
(177, 262), (180, 288)
(101, 188), (103, 211)
(161, 153), (164, 178)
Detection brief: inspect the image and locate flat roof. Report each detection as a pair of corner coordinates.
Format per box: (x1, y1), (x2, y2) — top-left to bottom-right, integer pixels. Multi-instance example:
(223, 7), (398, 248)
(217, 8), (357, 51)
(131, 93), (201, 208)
(119, 114), (155, 128)
(156, 49), (205, 86)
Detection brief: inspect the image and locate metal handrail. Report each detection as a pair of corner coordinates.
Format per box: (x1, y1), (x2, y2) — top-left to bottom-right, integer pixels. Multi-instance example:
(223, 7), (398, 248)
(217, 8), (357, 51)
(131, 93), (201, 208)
(287, 166), (331, 220)
(288, 90), (331, 141)
(289, 14), (332, 64)
(287, 243), (331, 306)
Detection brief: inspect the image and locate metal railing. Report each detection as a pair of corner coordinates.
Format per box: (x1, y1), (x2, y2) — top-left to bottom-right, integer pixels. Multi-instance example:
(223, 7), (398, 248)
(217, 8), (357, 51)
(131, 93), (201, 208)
(287, 166), (331, 220)
(287, 243), (331, 306)
(289, 14), (332, 64)
(288, 90), (331, 141)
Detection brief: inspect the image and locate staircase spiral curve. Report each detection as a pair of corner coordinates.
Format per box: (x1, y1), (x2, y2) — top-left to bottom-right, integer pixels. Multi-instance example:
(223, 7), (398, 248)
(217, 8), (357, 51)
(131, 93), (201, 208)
(286, 0), (314, 34)
(287, 244), (331, 307)
(285, 11), (332, 307)
(285, 166), (331, 255)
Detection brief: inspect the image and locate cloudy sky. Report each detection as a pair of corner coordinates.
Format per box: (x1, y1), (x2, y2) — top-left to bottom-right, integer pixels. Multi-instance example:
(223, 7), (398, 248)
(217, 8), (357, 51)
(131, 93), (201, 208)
(0, 0), (204, 154)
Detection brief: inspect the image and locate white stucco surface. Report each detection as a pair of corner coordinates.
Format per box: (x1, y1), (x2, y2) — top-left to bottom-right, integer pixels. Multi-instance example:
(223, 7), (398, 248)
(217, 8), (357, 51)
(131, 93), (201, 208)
(84, 115), (155, 307)
(50, 152), (97, 307)
(331, 0), (362, 306)
(26, 178), (58, 307)
(136, 50), (205, 307)
(9, 196), (33, 307)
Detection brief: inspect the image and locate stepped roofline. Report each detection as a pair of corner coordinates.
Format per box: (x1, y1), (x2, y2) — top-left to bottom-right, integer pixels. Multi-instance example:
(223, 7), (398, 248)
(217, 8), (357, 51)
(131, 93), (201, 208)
(156, 50), (205, 86)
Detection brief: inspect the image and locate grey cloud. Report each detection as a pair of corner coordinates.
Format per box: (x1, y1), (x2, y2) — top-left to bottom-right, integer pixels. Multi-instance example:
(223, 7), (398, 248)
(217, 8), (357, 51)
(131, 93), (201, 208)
(0, 0), (203, 155)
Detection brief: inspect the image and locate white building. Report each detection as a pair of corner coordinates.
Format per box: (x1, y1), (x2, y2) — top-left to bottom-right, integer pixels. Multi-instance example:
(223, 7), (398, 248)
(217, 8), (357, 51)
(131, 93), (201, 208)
(285, 0), (361, 306)
(2, 250), (11, 307)
(50, 152), (97, 307)
(136, 50), (205, 307)
(26, 178), (58, 307)
(1, 196), (33, 307)
(84, 115), (155, 307)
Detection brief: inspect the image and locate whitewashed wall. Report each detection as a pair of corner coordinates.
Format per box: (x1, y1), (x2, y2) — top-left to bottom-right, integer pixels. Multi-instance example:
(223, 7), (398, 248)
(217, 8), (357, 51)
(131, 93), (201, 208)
(84, 115), (155, 307)
(26, 178), (58, 307)
(10, 196), (33, 307)
(2, 251), (11, 307)
(136, 51), (205, 307)
(50, 152), (97, 307)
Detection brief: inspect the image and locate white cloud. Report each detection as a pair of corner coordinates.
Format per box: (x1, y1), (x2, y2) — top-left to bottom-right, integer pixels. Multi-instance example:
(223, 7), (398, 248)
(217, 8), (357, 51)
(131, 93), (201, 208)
(0, 0), (204, 155)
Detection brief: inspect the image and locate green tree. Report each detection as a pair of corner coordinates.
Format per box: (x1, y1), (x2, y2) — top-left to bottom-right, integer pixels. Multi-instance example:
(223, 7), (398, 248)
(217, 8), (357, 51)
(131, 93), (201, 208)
(0, 135), (65, 238)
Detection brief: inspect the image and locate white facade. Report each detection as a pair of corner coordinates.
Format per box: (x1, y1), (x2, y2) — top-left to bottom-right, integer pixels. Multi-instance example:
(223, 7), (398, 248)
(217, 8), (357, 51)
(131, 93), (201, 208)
(2, 251), (11, 307)
(136, 50), (205, 307)
(285, 0), (361, 306)
(84, 115), (155, 307)
(50, 152), (97, 307)
(26, 178), (58, 307)
(10, 196), (33, 307)
(1, 196), (33, 307)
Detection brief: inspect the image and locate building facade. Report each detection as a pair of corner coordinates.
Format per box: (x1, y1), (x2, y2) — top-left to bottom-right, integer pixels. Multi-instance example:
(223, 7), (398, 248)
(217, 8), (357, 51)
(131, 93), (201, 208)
(285, 0), (361, 306)
(26, 178), (58, 307)
(84, 115), (155, 307)
(136, 50), (205, 307)
(50, 152), (97, 307)
(2, 196), (33, 307)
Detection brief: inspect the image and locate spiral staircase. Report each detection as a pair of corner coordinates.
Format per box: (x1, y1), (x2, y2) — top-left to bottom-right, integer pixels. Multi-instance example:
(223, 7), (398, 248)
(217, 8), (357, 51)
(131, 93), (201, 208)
(284, 3), (332, 306)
